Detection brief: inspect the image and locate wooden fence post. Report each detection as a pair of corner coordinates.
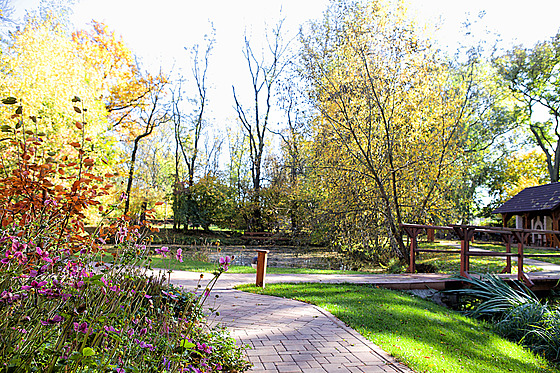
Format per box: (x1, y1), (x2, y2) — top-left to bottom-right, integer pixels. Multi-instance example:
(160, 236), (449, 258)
(255, 249), (269, 288)
(512, 231), (534, 287)
(453, 225), (475, 278)
(402, 225), (422, 273)
(427, 228), (435, 242)
(500, 233), (513, 274)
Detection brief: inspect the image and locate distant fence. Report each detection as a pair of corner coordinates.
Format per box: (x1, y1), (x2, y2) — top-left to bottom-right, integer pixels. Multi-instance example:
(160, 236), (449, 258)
(401, 223), (560, 287)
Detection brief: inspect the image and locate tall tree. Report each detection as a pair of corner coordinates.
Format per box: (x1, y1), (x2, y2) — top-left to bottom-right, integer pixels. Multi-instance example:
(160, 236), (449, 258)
(270, 73), (311, 234)
(232, 20), (289, 231)
(123, 74), (169, 214)
(170, 33), (217, 230)
(72, 21), (173, 214)
(495, 32), (560, 182)
(172, 34), (215, 188)
(300, 0), (474, 260)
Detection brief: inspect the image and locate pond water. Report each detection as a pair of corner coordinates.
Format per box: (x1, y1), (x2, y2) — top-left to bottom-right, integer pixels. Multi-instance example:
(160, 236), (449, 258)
(184, 245), (347, 270)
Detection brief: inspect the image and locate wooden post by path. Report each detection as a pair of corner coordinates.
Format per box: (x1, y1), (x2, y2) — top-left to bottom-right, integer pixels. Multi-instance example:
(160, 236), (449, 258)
(255, 249), (269, 288)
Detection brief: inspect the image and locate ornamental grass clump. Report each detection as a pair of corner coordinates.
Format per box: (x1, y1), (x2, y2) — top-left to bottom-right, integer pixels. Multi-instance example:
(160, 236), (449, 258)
(449, 273), (560, 363)
(0, 97), (251, 372)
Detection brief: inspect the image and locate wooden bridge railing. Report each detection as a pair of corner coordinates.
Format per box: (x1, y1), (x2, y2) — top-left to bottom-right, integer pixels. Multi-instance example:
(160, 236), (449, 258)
(401, 223), (560, 287)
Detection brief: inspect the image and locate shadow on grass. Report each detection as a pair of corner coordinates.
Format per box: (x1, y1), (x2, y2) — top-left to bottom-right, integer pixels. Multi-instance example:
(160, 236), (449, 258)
(240, 283), (558, 373)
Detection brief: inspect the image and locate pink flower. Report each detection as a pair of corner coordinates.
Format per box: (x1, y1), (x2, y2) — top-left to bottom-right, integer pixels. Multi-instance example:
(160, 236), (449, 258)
(1, 250), (13, 265)
(104, 325), (120, 333)
(135, 339), (153, 350)
(11, 238), (27, 252)
(80, 269), (88, 277)
(22, 280), (47, 291)
(0, 290), (18, 304)
(73, 321), (89, 334)
(197, 342), (213, 354)
(155, 246), (169, 257)
(175, 248), (183, 263)
(41, 315), (64, 325)
(13, 251), (26, 264)
(73, 281), (84, 289)
(218, 256), (233, 271)
(36, 247), (52, 263)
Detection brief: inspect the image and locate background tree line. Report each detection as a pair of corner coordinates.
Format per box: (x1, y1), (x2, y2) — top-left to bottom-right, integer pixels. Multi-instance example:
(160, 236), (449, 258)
(0, 0), (557, 266)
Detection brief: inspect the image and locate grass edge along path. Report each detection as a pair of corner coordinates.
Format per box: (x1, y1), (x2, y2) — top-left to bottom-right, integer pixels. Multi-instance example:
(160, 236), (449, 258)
(238, 283), (558, 373)
(148, 256), (368, 275)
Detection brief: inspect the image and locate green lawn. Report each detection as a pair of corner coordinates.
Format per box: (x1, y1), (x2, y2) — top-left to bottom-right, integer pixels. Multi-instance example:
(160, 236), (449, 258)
(99, 239), (559, 276)
(471, 242), (560, 266)
(93, 252), (370, 275)
(148, 256), (368, 275)
(239, 283), (559, 373)
(417, 242), (543, 274)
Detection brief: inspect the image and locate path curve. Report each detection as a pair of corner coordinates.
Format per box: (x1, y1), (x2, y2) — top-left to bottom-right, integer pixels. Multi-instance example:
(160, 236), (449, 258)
(168, 271), (414, 373)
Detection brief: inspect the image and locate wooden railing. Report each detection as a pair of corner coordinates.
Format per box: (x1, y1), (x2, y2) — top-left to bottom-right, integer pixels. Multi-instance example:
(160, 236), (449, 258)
(401, 223), (560, 286)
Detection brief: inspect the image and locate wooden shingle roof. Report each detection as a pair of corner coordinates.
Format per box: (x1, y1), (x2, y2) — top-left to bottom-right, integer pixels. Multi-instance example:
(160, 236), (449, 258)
(493, 183), (560, 214)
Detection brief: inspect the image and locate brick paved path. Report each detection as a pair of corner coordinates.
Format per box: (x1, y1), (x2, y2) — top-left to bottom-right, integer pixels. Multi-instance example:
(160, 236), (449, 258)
(169, 271), (414, 373)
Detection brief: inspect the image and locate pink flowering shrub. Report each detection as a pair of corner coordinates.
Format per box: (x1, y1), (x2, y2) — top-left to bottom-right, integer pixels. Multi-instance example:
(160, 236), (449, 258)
(0, 98), (251, 373)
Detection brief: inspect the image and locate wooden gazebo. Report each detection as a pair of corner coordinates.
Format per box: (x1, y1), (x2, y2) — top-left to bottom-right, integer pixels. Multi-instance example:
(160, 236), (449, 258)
(493, 183), (560, 247)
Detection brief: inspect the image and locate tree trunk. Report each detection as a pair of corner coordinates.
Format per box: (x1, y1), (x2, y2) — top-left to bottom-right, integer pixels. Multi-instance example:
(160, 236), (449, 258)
(124, 139), (140, 214)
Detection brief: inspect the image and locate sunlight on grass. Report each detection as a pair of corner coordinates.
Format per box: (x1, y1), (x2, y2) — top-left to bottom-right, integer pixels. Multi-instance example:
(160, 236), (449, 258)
(148, 256), (369, 275)
(239, 283), (559, 373)
(417, 241), (544, 273)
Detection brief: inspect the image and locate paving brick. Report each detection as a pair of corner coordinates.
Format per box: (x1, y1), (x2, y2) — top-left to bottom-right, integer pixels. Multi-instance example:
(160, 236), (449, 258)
(275, 363), (302, 372)
(262, 362), (278, 370)
(169, 271), (415, 373)
(318, 363), (353, 372)
(259, 354), (282, 363)
(300, 368), (327, 373)
(325, 356), (352, 364)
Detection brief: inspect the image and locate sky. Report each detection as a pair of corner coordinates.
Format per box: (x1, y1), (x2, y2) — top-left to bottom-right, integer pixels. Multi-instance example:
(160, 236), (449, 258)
(10, 0), (560, 133)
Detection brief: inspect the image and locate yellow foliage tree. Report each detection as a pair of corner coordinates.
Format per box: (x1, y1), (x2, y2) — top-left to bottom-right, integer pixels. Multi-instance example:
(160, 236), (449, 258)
(490, 150), (549, 205)
(301, 0), (474, 260)
(71, 20), (170, 214)
(0, 15), (167, 220)
(0, 16), (110, 158)
(71, 21), (156, 135)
